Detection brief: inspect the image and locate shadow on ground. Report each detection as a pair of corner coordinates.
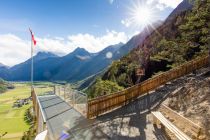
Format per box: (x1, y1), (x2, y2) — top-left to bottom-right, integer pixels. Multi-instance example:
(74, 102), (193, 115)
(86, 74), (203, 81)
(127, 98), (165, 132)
(68, 75), (191, 140)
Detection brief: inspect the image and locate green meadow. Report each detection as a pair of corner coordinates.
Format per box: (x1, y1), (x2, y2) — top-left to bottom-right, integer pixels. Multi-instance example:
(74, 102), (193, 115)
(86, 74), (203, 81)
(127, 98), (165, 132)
(0, 83), (54, 140)
(0, 84), (31, 140)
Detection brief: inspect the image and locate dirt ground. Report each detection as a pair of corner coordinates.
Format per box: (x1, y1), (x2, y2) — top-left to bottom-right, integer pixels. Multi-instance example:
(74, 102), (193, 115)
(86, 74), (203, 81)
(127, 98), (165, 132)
(165, 67), (210, 139)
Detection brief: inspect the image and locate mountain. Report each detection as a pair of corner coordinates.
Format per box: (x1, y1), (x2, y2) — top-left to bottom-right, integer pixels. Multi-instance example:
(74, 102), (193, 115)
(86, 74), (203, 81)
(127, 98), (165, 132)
(0, 63), (10, 80)
(0, 63), (9, 68)
(49, 43), (128, 82)
(0, 43), (124, 81)
(8, 52), (58, 81)
(0, 63), (9, 71)
(166, 0), (193, 21)
(71, 22), (164, 89)
(69, 43), (123, 82)
(0, 18), (163, 82)
(22, 48), (92, 81)
(50, 47), (93, 81)
(45, 20), (163, 82)
(86, 0), (209, 98)
(34, 52), (58, 61)
(72, 69), (106, 91)
(113, 21), (162, 60)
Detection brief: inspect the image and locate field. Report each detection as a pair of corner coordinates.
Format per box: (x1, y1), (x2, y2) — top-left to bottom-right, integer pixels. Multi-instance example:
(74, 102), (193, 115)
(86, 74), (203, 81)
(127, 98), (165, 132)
(0, 83), (54, 140)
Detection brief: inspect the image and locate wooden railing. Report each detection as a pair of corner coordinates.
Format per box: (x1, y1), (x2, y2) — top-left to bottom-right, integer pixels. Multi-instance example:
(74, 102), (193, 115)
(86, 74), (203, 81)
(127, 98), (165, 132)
(31, 88), (46, 134)
(87, 55), (209, 119)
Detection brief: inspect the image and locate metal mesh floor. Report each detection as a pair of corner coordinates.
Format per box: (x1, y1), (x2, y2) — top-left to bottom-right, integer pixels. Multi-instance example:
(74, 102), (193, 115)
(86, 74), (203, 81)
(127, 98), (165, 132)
(38, 95), (108, 140)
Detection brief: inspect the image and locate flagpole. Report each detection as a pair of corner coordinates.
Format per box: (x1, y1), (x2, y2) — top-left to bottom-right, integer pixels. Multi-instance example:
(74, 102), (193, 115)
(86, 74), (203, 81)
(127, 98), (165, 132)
(31, 30), (34, 91)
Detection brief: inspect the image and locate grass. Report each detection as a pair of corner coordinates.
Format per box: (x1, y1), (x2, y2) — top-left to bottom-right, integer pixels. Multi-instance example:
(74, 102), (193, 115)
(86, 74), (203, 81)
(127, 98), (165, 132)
(0, 84), (31, 140)
(0, 83), (55, 140)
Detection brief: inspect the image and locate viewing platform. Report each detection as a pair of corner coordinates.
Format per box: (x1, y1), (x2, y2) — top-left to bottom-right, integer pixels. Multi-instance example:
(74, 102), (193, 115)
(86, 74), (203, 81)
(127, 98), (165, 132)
(34, 91), (109, 140)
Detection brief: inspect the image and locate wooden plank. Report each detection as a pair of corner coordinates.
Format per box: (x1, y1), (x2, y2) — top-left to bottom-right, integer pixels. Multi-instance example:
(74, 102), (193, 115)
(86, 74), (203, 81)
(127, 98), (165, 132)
(160, 105), (202, 138)
(152, 111), (191, 140)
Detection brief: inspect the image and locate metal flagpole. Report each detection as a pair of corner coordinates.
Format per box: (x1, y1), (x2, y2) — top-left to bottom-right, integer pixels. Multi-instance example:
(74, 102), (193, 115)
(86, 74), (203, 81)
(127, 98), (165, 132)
(30, 29), (34, 91)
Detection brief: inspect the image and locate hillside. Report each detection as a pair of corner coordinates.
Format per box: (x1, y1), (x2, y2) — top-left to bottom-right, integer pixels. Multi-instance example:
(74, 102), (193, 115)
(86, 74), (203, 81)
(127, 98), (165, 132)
(86, 0), (210, 98)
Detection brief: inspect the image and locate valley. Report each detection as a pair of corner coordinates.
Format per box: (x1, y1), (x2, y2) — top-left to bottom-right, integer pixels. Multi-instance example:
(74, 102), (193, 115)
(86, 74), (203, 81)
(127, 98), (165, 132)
(0, 83), (54, 140)
(0, 0), (209, 140)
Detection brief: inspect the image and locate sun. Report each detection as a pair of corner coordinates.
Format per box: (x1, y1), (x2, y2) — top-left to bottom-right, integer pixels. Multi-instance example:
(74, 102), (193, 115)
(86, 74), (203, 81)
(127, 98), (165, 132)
(134, 6), (152, 26)
(127, 2), (156, 28)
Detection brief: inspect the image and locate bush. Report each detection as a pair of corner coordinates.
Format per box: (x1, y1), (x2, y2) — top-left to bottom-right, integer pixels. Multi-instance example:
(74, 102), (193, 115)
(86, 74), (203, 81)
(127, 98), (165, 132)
(86, 78), (124, 98)
(0, 85), (7, 93)
(22, 107), (36, 140)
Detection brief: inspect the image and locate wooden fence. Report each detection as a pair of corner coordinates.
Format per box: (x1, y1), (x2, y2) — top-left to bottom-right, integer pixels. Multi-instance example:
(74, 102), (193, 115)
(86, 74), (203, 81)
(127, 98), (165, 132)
(87, 55), (209, 119)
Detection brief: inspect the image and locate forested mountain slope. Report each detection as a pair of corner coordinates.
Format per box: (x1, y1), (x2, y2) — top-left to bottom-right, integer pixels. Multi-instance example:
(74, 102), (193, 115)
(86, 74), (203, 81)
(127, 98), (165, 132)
(87, 0), (210, 98)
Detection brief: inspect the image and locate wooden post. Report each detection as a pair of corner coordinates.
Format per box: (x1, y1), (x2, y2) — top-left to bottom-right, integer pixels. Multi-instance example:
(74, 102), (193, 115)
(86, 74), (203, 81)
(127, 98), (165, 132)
(73, 91), (75, 107)
(86, 102), (89, 119)
(152, 115), (157, 126)
(59, 86), (60, 96)
(64, 86), (66, 100)
(31, 89), (35, 112)
(147, 93), (150, 110)
(53, 86), (56, 94)
(36, 102), (40, 134)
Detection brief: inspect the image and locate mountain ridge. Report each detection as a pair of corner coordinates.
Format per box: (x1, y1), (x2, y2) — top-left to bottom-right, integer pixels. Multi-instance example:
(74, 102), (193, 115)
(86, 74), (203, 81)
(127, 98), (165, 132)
(0, 21), (163, 82)
(0, 43), (124, 81)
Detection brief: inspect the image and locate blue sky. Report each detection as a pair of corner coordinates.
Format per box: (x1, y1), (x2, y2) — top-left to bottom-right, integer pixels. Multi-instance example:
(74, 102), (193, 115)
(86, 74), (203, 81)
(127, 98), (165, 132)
(0, 0), (182, 66)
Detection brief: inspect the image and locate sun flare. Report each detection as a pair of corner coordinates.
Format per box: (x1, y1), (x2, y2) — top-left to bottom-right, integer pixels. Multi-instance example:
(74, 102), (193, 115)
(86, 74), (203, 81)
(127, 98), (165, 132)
(128, 2), (156, 28)
(134, 7), (152, 26)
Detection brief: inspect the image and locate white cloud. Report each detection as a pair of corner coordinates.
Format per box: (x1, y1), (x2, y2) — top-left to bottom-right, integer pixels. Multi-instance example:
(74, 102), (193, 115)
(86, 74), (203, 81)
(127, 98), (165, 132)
(146, 0), (182, 10)
(36, 37), (73, 56)
(156, 3), (165, 11)
(0, 34), (30, 66)
(158, 0), (183, 8)
(0, 31), (128, 66)
(67, 30), (128, 53)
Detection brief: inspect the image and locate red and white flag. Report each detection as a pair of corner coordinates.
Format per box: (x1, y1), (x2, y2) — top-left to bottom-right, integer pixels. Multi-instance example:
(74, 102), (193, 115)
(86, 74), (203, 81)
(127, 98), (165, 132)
(29, 28), (37, 46)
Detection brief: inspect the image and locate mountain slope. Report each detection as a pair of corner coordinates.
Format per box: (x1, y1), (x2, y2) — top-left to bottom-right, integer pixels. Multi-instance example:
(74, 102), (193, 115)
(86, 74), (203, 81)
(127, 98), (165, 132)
(0, 63), (10, 80)
(51, 47), (93, 81)
(71, 24), (162, 87)
(103, 0), (195, 84)
(69, 43), (123, 82)
(0, 44), (124, 81)
(113, 21), (162, 60)
(0, 63), (8, 68)
(86, 0), (209, 98)
(8, 52), (58, 81)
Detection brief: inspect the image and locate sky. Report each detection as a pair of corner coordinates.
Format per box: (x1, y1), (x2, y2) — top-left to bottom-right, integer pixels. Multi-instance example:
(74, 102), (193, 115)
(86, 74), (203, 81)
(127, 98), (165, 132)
(0, 0), (183, 66)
